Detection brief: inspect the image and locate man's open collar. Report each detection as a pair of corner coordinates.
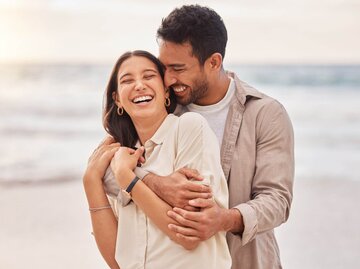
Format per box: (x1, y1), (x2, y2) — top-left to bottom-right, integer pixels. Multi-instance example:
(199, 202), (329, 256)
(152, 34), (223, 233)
(227, 71), (263, 105)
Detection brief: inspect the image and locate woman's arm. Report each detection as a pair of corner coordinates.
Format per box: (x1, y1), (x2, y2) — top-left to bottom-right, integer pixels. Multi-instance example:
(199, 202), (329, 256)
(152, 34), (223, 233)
(111, 147), (201, 250)
(83, 137), (121, 268)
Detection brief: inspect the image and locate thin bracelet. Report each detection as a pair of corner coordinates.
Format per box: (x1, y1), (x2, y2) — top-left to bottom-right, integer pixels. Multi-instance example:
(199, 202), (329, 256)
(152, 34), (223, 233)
(89, 205), (112, 212)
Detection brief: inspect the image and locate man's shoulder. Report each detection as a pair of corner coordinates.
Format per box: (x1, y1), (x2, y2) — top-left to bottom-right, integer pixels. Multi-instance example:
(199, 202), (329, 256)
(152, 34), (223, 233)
(230, 71), (285, 110)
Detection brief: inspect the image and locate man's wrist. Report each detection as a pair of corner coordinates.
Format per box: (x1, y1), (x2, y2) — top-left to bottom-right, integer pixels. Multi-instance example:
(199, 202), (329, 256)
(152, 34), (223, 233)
(143, 173), (160, 194)
(222, 208), (244, 234)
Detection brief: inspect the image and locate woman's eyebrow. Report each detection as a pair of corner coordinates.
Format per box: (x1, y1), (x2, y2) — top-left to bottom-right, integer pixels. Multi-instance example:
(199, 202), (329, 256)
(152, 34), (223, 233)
(143, 68), (157, 73)
(119, 73), (131, 80)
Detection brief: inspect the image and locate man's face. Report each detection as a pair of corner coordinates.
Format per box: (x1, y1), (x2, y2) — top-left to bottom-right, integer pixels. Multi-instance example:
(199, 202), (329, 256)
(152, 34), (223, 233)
(159, 41), (209, 106)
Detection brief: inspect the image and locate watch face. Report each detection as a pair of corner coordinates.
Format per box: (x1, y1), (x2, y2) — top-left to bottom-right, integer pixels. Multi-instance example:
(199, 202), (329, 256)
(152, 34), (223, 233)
(121, 188), (131, 198)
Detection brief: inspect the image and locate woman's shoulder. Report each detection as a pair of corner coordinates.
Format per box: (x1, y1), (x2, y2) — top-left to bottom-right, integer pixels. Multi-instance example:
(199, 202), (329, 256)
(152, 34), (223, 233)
(177, 112), (210, 138)
(178, 112), (207, 126)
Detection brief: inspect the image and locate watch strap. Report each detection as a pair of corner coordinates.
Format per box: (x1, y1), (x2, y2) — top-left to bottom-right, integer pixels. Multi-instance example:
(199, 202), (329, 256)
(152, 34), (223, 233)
(125, 176), (140, 194)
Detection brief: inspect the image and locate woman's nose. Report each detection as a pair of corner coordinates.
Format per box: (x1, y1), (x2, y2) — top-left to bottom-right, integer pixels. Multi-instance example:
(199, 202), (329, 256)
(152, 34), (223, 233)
(134, 80), (145, 91)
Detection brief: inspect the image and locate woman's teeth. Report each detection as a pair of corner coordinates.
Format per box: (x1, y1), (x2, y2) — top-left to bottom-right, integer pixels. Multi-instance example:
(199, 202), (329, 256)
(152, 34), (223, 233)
(133, 95), (153, 103)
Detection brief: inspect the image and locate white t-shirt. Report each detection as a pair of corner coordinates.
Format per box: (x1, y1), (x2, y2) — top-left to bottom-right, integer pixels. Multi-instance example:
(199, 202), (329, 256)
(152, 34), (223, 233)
(103, 113), (231, 269)
(187, 77), (235, 145)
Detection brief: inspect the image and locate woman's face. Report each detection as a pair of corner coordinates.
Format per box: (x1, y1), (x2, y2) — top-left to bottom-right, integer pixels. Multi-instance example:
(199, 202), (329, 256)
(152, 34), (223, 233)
(115, 56), (169, 121)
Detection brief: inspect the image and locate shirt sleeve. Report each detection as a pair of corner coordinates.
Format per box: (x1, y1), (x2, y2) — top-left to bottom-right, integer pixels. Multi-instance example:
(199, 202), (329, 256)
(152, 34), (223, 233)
(174, 112), (229, 209)
(234, 100), (294, 245)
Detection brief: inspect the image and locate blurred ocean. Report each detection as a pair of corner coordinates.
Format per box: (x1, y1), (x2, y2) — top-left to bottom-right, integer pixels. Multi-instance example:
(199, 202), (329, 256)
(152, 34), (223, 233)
(0, 64), (359, 185)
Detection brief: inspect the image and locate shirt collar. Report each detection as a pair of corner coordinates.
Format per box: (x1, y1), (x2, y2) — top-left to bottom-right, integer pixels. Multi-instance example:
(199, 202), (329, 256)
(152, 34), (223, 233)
(146, 113), (177, 146)
(226, 71), (263, 105)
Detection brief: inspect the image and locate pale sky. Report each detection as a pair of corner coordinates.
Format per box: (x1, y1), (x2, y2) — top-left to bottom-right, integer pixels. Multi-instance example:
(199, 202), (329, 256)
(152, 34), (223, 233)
(0, 0), (359, 64)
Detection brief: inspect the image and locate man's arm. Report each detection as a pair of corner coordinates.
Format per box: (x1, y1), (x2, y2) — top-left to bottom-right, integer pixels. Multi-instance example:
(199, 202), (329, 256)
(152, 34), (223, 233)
(142, 168), (212, 209)
(167, 100), (294, 244)
(167, 199), (244, 241)
(234, 100), (294, 244)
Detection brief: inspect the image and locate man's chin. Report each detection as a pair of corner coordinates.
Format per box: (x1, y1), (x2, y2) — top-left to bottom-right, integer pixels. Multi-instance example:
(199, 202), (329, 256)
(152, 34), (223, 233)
(176, 97), (192, 106)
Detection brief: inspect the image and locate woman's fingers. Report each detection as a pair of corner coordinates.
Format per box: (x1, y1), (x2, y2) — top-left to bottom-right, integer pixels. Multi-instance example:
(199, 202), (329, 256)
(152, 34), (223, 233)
(89, 142), (120, 163)
(133, 146), (145, 160)
(102, 136), (115, 145)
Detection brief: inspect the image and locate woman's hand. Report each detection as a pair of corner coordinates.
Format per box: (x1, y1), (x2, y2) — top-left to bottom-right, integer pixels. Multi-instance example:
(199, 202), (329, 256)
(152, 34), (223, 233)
(111, 146), (144, 188)
(83, 136), (120, 183)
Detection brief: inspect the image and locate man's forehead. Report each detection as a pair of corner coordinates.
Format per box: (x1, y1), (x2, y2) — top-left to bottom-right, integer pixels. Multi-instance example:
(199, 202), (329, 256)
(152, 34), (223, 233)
(159, 41), (196, 64)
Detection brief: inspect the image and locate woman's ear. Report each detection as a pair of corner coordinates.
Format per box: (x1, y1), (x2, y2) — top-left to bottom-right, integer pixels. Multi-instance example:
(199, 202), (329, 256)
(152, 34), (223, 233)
(112, 91), (121, 107)
(165, 87), (170, 99)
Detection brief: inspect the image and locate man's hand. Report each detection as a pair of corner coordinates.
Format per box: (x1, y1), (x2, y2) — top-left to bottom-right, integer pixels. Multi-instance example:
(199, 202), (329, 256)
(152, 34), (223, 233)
(143, 168), (212, 209)
(167, 198), (244, 241)
(167, 198), (224, 241)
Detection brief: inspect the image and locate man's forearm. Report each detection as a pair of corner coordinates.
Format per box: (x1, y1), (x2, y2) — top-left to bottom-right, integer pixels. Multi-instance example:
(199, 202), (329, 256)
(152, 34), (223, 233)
(142, 172), (161, 196)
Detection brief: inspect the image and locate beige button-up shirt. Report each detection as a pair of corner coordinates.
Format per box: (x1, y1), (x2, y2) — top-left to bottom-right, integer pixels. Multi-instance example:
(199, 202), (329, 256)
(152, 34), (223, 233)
(176, 72), (294, 269)
(178, 72), (294, 269)
(226, 73), (294, 269)
(104, 113), (231, 269)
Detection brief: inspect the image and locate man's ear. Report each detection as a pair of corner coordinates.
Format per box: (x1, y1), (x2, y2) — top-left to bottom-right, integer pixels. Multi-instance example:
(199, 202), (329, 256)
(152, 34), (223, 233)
(206, 53), (223, 70)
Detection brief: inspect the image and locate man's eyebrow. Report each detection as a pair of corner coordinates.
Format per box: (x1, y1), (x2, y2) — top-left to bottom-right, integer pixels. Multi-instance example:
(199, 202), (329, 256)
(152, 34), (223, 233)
(166, 63), (185, 68)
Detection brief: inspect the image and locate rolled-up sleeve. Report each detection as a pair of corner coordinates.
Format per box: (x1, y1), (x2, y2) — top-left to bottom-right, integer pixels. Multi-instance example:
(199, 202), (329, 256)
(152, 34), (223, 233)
(234, 100), (294, 245)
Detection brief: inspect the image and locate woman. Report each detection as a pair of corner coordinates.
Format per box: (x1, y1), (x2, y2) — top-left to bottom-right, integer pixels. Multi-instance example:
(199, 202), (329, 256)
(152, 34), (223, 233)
(83, 51), (231, 269)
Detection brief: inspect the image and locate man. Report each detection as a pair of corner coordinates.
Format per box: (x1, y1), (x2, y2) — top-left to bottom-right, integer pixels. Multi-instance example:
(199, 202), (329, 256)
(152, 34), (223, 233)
(142, 5), (294, 269)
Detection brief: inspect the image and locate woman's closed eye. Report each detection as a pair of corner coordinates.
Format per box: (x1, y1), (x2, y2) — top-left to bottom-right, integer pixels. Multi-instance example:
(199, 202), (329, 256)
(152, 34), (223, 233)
(144, 74), (156, 80)
(120, 79), (134, 84)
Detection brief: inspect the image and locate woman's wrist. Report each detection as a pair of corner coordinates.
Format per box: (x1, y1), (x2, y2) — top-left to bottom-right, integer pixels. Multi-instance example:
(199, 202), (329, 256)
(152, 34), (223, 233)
(83, 173), (104, 190)
(114, 169), (136, 189)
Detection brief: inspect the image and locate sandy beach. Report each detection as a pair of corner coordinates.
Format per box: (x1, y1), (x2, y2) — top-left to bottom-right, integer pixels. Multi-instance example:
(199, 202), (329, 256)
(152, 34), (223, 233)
(1, 177), (359, 268)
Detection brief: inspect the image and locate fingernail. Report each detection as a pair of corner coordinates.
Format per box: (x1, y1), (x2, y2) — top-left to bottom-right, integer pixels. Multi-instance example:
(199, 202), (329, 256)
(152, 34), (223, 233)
(189, 200), (195, 205)
(167, 210), (173, 216)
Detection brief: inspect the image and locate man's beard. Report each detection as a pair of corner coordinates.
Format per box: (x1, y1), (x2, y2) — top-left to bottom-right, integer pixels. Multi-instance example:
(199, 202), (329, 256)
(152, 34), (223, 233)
(178, 78), (209, 106)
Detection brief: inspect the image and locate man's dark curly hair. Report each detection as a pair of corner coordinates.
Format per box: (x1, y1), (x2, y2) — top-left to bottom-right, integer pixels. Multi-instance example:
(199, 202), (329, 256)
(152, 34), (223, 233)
(157, 5), (228, 65)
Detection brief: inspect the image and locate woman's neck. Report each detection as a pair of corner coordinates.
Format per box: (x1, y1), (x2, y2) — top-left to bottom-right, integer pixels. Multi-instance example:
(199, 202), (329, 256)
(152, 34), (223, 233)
(132, 111), (168, 145)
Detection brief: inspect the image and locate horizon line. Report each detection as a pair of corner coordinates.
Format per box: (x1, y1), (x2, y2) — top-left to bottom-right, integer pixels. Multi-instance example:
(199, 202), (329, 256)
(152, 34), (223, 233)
(1, 60), (360, 67)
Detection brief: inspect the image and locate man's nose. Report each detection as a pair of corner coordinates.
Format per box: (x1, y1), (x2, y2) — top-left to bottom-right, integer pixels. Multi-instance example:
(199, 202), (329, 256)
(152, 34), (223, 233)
(164, 71), (177, 88)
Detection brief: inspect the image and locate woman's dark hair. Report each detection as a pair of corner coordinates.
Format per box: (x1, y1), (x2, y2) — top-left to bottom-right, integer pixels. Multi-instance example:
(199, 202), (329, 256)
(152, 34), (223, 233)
(157, 5), (227, 65)
(103, 50), (177, 148)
